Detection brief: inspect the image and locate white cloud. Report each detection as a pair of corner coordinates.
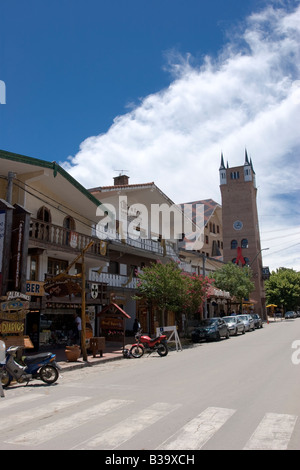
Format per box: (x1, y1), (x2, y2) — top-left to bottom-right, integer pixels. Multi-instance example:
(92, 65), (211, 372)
(62, 3), (300, 272)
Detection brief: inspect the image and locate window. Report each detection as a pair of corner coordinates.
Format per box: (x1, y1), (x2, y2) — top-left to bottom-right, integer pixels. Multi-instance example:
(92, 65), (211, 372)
(231, 240), (238, 249)
(108, 261), (119, 274)
(63, 216), (75, 231)
(230, 171), (240, 180)
(30, 255), (39, 281)
(37, 206), (51, 223)
(47, 258), (68, 277)
(241, 238), (248, 248)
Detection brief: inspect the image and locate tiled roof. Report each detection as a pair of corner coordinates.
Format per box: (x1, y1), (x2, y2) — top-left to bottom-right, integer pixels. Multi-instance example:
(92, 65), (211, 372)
(179, 198), (221, 224)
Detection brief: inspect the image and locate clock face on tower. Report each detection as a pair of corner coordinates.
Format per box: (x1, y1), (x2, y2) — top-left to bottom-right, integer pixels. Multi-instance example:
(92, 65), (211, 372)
(233, 220), (243, 231)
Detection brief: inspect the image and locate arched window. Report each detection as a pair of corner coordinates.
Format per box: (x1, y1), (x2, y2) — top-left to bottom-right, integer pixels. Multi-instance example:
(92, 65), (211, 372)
(231, 240), (238, 249)
(36, 206), (51, 241)
(63, 216), (76, 246)
(63, 216), (76, 231)
(37, 206), (51, 223)
(241, 238), (248, 248)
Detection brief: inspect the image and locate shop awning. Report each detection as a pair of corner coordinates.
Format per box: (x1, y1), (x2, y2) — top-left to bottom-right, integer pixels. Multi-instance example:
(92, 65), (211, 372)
(97, 303), (131, 319)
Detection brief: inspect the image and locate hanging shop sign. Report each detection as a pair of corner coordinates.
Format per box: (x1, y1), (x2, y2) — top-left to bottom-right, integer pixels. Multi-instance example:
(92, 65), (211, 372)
(44, 276), (82, 298)
(0, 293), (29, 338)
(26, 281), (45, 296)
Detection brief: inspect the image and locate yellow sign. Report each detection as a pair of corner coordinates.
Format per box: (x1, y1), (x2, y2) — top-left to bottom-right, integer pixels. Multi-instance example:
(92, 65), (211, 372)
(0, 321), (24, 334)
(26, 281), (45, 296)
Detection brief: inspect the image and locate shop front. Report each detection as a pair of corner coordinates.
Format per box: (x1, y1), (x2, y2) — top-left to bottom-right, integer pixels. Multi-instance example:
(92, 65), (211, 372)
(25, 278), (104, 351)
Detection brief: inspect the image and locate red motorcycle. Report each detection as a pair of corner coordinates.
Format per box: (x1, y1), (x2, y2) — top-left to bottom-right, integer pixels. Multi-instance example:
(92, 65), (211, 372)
(130, 329), (168, 358)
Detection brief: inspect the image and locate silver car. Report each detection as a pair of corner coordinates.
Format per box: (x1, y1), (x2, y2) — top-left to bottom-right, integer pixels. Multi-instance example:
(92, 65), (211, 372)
(237, 314), (255, 332)
(223, 316), (246, 336)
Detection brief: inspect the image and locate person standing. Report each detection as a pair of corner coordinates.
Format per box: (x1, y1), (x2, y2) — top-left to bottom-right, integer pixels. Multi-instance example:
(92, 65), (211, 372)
(73, 312), (82, 345)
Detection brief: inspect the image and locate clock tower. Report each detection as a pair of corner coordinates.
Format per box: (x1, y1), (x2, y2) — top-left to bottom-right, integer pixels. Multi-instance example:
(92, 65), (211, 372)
(219, 151), (266, 318)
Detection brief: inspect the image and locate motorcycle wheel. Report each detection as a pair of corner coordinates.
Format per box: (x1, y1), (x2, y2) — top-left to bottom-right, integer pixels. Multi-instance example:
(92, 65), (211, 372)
(130, 345), (144, 358)
(157, 343), (168, 357)
(1, 369), (11, 388)
(40, 365), (59, 384)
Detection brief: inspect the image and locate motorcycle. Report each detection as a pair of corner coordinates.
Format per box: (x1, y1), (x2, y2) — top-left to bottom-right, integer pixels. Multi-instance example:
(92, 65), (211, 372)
(0, 341), (61, 389)
(130, 329), (168, 358)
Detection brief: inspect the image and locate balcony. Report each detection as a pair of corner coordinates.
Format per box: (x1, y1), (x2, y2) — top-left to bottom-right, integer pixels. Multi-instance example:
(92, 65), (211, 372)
(96, 224), (180, 261)
(91, 271), (138, 289)
(29, 218), (105, 257)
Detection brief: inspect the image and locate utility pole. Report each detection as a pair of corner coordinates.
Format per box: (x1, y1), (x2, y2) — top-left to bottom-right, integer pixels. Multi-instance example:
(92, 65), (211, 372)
(49, 240), (94, 362)
(80, 241), (94, 361)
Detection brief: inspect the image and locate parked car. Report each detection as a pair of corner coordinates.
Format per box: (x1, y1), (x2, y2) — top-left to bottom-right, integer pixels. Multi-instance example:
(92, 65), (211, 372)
(237, 314), (255, 331)
(223, 316), (246, 335)
(191, 318), (230, 342)
(250, 313), (263, 329)
(285, 311), (296, 319)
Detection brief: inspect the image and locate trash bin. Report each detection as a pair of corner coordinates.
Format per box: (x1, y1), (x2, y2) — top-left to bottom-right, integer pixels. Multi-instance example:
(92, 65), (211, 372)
(90, 337), (105, 358)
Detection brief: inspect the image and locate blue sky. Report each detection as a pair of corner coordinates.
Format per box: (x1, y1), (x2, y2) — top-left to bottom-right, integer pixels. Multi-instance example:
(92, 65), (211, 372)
(0, 0), (299, 271)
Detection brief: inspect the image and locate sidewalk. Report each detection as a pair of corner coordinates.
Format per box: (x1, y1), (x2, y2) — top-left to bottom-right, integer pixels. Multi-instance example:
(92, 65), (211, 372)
(51, 342), (126, 372)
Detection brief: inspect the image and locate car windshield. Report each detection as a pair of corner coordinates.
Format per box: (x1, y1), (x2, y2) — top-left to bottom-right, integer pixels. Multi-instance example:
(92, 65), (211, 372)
(238, 315), (247, 320)
(223, 317), (235, 323)
(198, 319), (217, 326)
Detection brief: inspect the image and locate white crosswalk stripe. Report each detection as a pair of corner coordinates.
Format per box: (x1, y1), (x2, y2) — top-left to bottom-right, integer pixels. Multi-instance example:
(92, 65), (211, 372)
(1, 394), (299, 450)
(1, 396), (90, 430)
(158, 406), (236, 450)
(244, 412), (298, 450)
(4, 398), (133, 447)
(75, 402), (181, 450)
(0, 393), (45, 410)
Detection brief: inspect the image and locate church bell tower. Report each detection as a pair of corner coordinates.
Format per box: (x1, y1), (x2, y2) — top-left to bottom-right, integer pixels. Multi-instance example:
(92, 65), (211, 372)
(219, 150), (266, 318)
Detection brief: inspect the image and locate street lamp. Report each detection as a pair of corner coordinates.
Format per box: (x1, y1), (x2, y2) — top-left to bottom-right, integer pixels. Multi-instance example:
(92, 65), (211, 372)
(249, 248), (269, 268)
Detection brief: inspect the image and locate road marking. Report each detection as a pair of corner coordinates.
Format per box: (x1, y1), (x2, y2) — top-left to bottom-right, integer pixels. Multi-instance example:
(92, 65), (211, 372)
(0, 393), (45, 409)
(244, 412), (298, 450)
(5, 398), (133, 447)
(158, 406), (236, 450)
(0, 396), (90, 430)
(76, 402), (181, 450)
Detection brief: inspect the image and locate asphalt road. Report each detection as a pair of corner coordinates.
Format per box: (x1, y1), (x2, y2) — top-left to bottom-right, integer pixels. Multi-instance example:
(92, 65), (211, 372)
(1, 318), (300, 451)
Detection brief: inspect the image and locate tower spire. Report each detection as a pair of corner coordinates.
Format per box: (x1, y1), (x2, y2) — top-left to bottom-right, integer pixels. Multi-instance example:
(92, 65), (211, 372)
(244, 148), (250, 165)
(219, 152), (225, 170)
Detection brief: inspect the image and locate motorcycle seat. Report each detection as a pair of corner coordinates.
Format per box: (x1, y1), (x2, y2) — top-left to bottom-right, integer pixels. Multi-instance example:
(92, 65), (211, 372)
(23, 353), (53, 365)
(151, 336), (166, 342)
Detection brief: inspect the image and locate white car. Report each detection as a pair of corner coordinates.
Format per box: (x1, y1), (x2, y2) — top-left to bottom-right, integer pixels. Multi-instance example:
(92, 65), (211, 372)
(237, 314), (255, 332)
(223, 316), (246, 335)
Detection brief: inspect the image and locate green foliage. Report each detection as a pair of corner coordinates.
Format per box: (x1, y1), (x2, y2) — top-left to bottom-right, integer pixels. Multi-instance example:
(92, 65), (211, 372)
(210, 262), (255, 303)
(134, 261), (212, 320)
(265, 268), (300, 311)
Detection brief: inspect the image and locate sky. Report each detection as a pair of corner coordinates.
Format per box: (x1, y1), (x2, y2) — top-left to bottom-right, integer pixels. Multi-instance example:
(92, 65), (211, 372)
(0, 0), (299, 272)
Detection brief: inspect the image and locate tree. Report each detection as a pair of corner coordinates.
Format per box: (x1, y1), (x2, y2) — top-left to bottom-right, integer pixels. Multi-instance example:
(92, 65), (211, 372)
(210, 262), (255, 307)
(134, 261), (212, 326)
(265, 268), (300, 311)
(180, 272), (212, 320)
(134, 261), (186, 326)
